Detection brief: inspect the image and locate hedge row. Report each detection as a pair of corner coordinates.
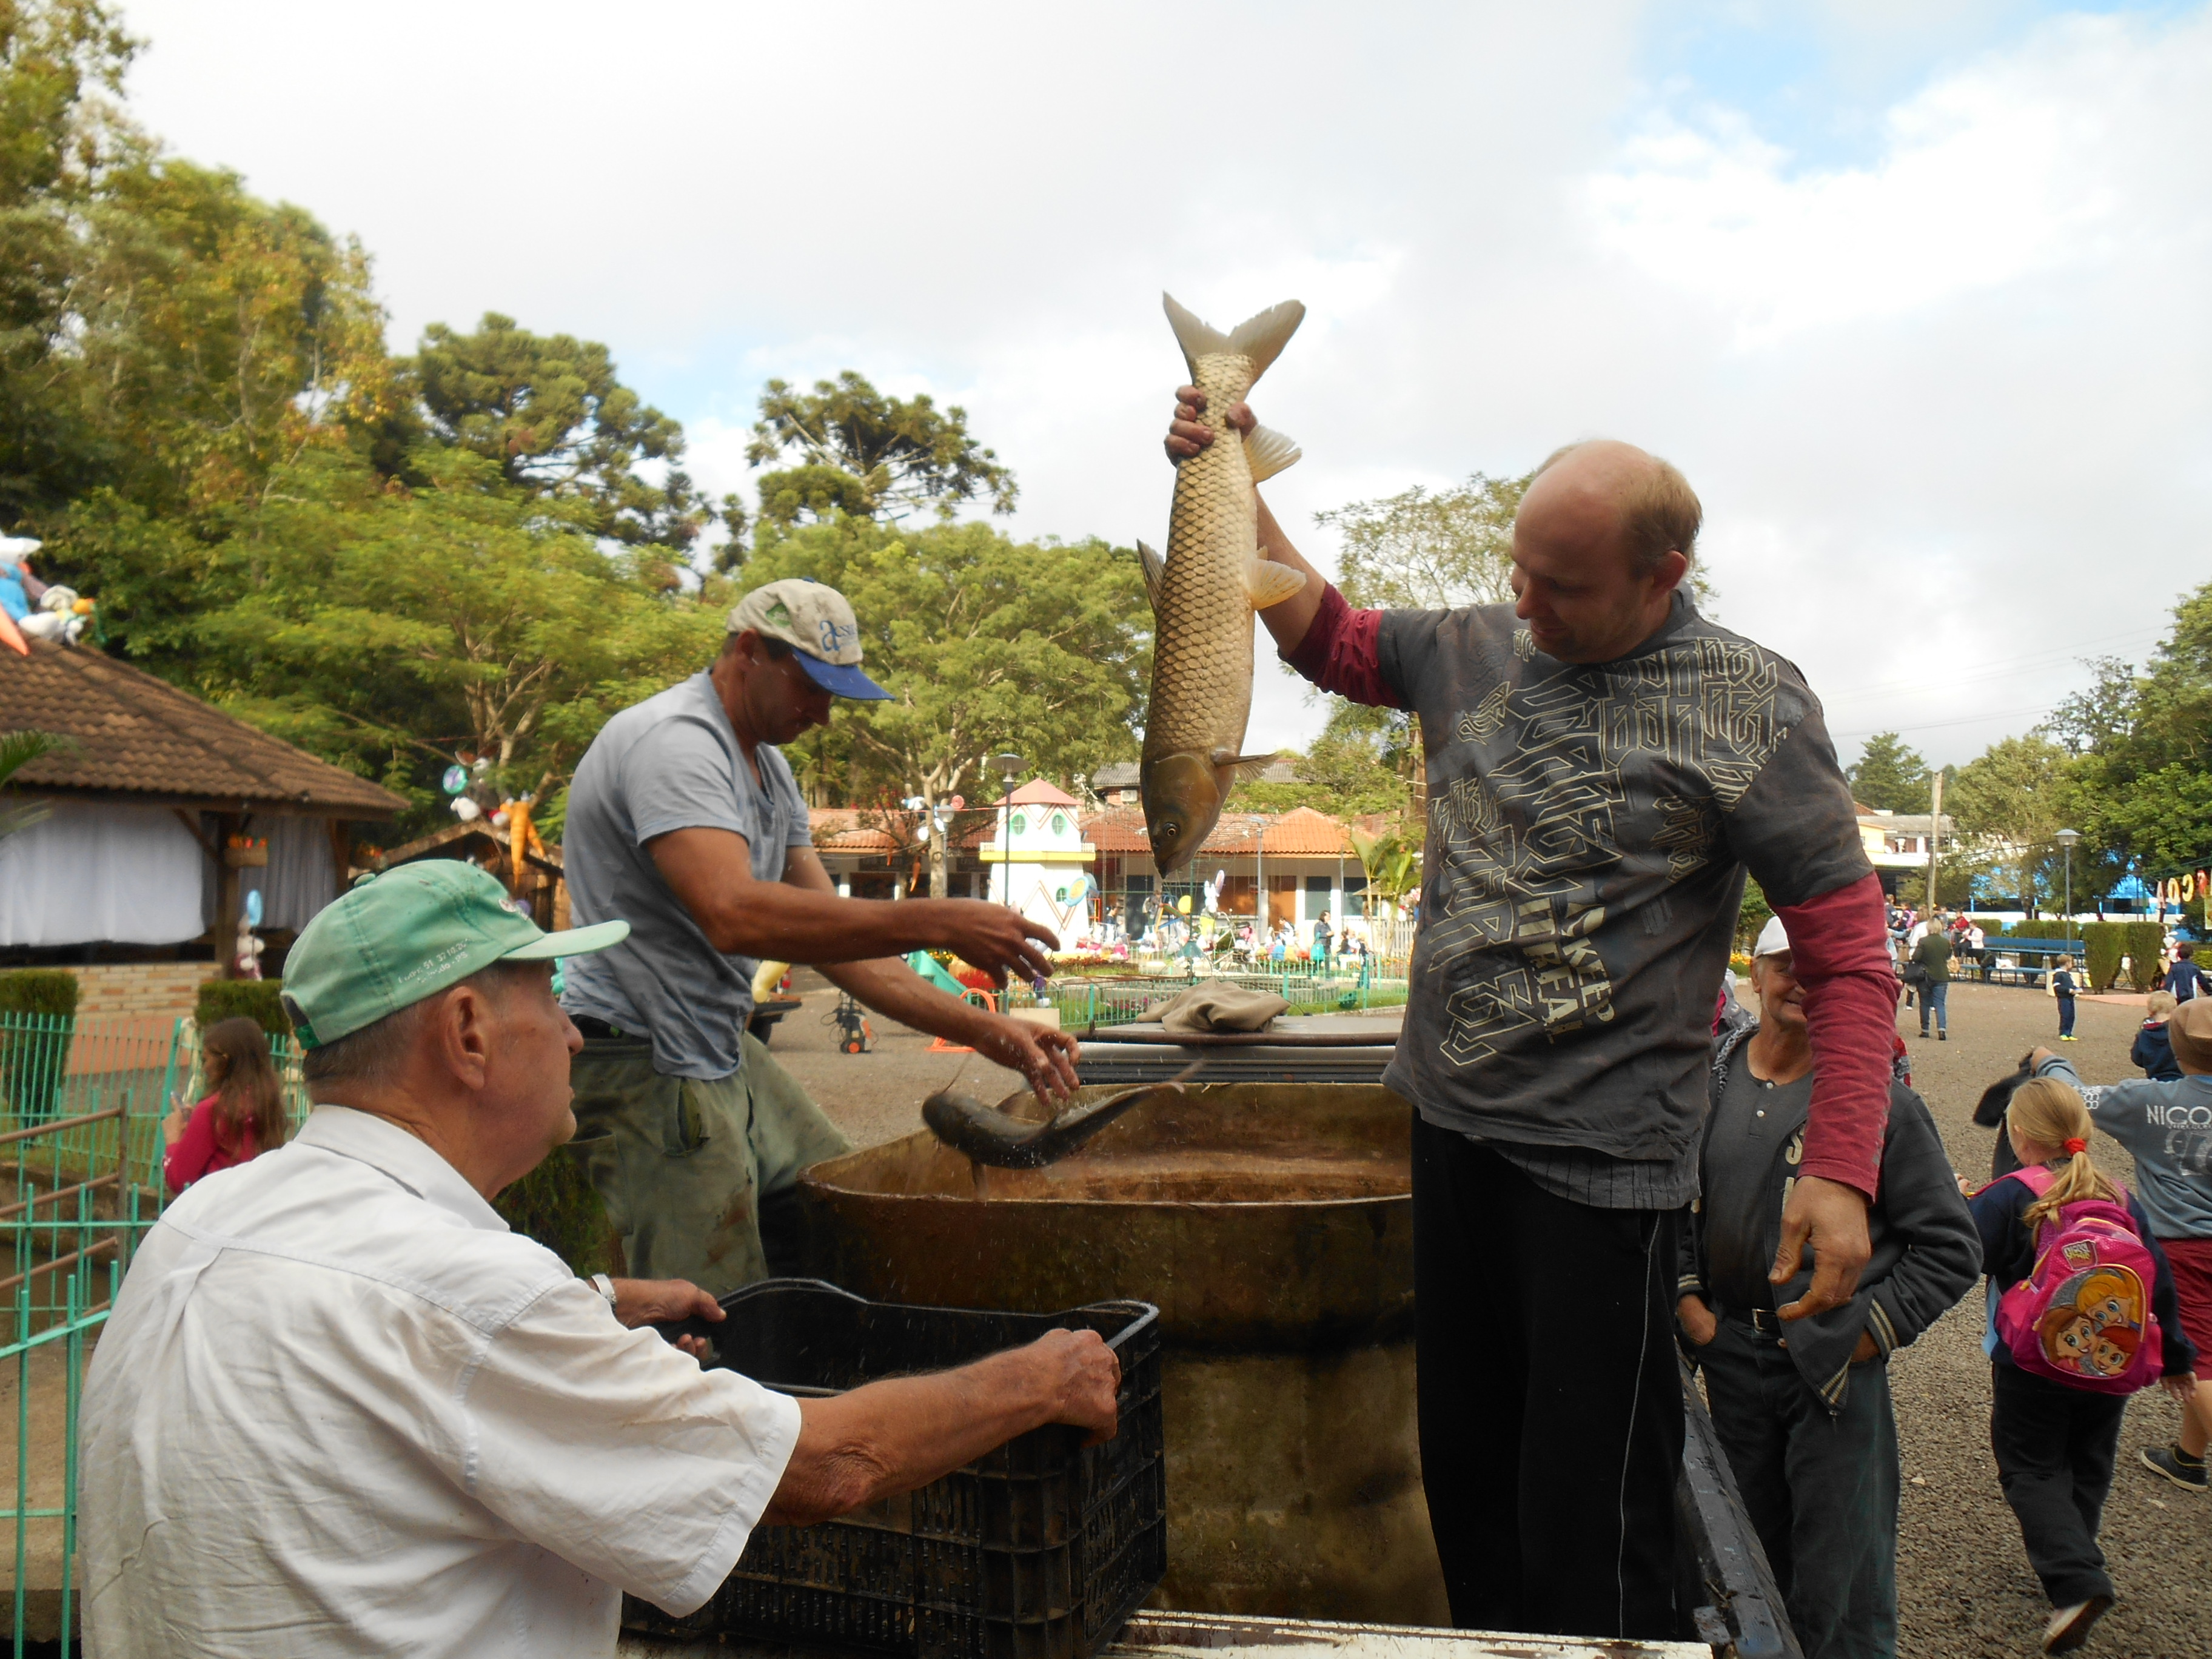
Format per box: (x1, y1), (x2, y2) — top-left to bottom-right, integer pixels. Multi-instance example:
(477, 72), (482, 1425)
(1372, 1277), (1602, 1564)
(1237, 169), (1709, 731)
(196, 979), (290, 1037)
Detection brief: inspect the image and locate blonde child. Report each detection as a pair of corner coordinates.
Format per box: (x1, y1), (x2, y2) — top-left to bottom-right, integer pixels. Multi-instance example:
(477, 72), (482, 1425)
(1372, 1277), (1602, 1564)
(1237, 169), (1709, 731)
(1965, 1077), (2197, 1654)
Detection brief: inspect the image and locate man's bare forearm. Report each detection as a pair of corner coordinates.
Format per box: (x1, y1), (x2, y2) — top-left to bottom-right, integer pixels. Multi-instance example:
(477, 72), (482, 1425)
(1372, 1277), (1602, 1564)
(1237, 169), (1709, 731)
(765, 1344), (1084, 1526)
(821, 956), (993, 1044)
(1254, 494), (1326, 654)
(693, 880), (973, 964)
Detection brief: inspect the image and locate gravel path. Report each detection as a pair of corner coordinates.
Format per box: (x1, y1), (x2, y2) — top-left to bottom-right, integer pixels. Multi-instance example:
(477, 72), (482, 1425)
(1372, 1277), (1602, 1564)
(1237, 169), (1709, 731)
(1887, 980), (2208, 1657)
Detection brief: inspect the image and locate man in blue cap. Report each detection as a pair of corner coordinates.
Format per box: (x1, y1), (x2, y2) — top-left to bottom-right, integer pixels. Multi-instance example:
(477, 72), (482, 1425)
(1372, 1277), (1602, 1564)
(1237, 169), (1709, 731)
(559, 578), (1080, 1293)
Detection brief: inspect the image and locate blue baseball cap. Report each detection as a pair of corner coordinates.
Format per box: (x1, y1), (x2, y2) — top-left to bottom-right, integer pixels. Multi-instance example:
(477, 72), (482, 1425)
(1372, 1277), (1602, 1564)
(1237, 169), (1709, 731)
(729, 579), (891, 701)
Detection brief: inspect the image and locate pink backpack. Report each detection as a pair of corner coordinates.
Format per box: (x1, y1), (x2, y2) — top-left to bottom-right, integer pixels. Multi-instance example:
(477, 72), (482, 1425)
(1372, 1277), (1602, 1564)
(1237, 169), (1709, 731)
(1995, 1165), (2164, 1395)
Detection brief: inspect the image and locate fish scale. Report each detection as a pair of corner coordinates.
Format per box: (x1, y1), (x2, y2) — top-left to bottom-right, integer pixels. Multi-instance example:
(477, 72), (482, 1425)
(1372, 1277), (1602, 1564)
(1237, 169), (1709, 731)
(1139, 295), (1307, 874)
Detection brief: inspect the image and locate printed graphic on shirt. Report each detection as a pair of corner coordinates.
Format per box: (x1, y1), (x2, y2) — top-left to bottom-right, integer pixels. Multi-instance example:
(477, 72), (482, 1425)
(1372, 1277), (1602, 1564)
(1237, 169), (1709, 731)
(1425, 636), (1797, 1067)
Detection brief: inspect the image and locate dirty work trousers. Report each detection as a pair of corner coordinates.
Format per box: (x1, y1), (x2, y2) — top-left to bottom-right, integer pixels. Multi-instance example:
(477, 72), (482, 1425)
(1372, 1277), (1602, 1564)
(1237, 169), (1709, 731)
(1989, 1362), (2125, 1609)
(1696, 1318), (1899, 1659)
(1412, 1114), (1682, 1640)
(567, 1031), (853, 1298)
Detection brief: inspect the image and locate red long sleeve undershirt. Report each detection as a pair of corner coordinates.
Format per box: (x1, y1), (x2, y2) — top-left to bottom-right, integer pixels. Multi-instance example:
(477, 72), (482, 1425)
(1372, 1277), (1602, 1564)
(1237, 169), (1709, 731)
(1283, 580), (1893, 1199)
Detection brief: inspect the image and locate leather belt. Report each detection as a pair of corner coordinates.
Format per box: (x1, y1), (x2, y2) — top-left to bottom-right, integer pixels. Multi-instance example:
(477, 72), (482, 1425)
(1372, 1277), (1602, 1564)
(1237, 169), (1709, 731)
(572, 1016), (625, 1041)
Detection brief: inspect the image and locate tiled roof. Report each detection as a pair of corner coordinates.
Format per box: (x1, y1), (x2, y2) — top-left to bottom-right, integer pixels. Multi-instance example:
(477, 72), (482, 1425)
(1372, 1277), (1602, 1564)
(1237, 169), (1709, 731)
(1070, 806), (1353, 859)
(994, 779), (1080, 808)
(808, 808), (902, 853)
(0, 640), (404, 817)
(1091, 761), (1141, 791)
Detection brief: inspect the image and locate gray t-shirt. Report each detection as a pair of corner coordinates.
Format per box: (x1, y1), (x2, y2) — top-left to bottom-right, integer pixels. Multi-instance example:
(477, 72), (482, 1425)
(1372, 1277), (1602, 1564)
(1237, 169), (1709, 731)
(2082, 1076), (2212, 1241)
(1703, 1062), (1815, 1313)
(559, 671), (813, 1080)
(1375, 593), (1871, 1167)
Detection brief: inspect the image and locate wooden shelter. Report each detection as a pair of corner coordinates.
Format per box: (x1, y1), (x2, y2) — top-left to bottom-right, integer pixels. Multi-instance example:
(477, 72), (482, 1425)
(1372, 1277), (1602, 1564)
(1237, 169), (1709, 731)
(0, 639), (404, 974)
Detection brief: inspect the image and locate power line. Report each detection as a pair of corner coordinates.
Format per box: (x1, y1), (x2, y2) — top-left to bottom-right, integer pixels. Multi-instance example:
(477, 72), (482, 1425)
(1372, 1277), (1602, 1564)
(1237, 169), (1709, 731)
(1829, 703), (2059, 741)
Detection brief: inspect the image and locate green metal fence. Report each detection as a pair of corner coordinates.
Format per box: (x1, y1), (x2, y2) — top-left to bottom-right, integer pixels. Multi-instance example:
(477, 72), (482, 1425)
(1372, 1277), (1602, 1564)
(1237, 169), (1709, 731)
(0, 1013), (304, 1652)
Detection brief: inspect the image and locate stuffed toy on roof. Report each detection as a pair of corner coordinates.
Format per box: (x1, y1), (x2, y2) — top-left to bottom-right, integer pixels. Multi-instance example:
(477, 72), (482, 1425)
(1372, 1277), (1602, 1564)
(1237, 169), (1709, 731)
(0, 535), (96, 650)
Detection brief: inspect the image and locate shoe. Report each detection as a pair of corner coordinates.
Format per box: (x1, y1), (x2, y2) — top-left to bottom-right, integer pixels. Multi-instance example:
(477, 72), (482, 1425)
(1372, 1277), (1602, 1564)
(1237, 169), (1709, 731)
(2043, 1595), (2113, 1653)
(1916, 1030), (1928, 1039)
(2141, 1443), (2208, 1492)
(1939, 1031), (1948, 1041)
(2060, 1035), (2080, 1042)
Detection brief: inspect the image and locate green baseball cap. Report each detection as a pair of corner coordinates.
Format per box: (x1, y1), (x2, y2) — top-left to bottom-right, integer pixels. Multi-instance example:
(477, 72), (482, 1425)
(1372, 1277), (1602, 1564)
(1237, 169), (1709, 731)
(281, 861), (629, 1049)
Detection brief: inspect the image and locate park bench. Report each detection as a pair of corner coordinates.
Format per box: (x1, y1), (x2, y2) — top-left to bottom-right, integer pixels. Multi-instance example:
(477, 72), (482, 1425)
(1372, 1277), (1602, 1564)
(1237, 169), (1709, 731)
(1968, 936), (2086, 988)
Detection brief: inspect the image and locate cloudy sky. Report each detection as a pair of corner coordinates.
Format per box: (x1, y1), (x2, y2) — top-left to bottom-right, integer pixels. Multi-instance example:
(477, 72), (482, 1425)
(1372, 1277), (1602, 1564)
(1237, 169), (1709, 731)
(116, 1), (2211, 767)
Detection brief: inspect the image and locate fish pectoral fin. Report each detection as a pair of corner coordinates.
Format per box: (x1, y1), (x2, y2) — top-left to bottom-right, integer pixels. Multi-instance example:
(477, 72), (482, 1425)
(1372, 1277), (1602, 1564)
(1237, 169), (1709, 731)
(1136, 540), (1166, 615)
(1244, 556), (1309, 611)
(1212, 750), (1282, 785)
(1244, 424), (1301, 483)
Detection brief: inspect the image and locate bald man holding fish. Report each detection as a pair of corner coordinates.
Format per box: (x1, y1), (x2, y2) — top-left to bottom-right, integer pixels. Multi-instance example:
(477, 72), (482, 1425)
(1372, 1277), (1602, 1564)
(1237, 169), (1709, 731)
(1161, 368), (1895, 1642)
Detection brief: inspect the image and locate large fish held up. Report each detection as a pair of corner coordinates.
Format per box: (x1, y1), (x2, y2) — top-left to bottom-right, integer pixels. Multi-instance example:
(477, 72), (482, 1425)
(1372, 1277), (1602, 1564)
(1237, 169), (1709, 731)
(1139, 294), (1308, 875)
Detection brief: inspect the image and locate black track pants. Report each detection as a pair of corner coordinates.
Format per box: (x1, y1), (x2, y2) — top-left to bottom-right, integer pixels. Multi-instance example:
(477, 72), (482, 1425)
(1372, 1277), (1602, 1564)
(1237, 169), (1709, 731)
(1412, 1112), (1683, 1640)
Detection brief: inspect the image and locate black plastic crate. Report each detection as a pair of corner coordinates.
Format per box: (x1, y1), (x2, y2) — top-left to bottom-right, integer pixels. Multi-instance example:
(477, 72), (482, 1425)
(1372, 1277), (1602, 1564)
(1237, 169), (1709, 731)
(624, 1279), (1165, 1659)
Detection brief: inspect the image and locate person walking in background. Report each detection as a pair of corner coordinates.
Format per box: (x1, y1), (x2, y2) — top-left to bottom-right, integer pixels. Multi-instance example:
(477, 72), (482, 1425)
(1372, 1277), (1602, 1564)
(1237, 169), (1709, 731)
(1964, 1078), (2197, 1654)
(2051, 960), (2080, 1042)
(163, 1018), (287, 1194)
(2133, 992), (2182, 1082)
(1679, 917), (1979, 1659)
(1312, 909), (1333, 969)
(1911, 922), (1952, 1041)
(2031, 1005), (2212, 1495)
(2167, 940), (2203, 1003)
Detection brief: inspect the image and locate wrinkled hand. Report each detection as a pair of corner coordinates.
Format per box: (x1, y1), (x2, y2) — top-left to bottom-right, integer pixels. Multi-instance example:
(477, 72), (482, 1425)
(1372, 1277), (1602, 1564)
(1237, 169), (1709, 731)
(975, 1016), (1081, 1108)
(1772, 1175), (1872, 1321)
(1852, 1330), (1882, 1364)
(941, 900), (1059, 986)
(1030, 1327), (1122, 1445)
(1164, 385), (1255, 463)
(1676, 1294), (1717, 1347)
(612, 1276), (723, 1360)
(2159, 1371), (2199, 1403)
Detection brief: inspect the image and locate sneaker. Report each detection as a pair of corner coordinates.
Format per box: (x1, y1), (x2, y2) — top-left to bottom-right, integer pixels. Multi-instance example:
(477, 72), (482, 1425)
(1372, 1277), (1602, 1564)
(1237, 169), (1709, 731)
(2043, 1596), (2113, 1653)
(1939, 1031), (1948, 1041)
(2141, 1443), (2208, 1492)
(2060, 1034), (2080, 1042)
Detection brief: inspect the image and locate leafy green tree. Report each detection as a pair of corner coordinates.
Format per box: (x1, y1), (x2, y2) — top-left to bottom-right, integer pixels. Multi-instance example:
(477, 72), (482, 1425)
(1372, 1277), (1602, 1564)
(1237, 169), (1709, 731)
(1845, 731), (1931, 813)
(1321, 472), (1529, 611)
(746, 371), (1017, 529)
(413, 312), (705, 557)
(1947, 734), (2076, 913)
(0, 0), (140, 525)
(193, 447), (718, 831)
(739, 515), (1147, 896)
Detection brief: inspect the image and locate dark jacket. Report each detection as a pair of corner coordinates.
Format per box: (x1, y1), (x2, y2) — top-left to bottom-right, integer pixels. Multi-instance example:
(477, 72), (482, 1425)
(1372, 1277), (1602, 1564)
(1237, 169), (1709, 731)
(1680, 1024), (1982, 1411)
(2134, 1021), (2182, 1082)
(1912, 932), (1953, 985)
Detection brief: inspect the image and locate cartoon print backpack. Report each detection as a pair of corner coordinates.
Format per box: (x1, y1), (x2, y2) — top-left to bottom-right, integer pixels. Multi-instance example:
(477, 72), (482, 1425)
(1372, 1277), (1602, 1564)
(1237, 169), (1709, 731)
(1994, 1164), (2163, 1395)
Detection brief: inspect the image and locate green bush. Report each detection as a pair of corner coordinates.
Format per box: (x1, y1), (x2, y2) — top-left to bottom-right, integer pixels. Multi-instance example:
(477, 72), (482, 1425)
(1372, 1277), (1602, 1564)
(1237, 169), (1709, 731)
(2080, 923), (2125, 993)
(2125, 921), (2167, 993)
(2005, 920), (2071, 940)
(196, 979), (290, 1037)
(1738, 878), (1774, 952)
(0, 969), (78, 1119)
(0, 969), (79, 1019)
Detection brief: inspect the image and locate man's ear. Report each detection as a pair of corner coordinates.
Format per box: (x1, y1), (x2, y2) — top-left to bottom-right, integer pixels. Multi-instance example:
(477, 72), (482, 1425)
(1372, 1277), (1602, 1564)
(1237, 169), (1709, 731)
(433, 984), (497, 1089)
(1649, 549), (1689, 595)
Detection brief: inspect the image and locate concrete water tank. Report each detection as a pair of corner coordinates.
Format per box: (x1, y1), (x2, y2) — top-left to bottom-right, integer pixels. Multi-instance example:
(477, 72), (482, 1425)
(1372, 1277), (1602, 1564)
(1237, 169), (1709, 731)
(798, 1081), (1448, 1624)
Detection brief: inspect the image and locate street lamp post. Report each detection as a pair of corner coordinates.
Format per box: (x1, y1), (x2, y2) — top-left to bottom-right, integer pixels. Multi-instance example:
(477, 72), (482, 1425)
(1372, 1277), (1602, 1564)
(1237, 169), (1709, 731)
(2056, 828), (2082, 945)
(993, 752), (1024, 909)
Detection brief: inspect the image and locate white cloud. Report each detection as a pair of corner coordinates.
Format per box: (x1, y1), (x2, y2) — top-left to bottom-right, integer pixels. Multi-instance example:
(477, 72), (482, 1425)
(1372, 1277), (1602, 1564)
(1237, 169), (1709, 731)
(112, 1), (2212, 768)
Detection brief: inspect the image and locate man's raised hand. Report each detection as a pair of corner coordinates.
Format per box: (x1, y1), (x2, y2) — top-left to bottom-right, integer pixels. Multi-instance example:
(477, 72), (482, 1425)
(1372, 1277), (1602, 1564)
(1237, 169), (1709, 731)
(941, 902), (1060, 985)
(1771, 1174), (1873, 1321)
(1165, 386), (1255, 463)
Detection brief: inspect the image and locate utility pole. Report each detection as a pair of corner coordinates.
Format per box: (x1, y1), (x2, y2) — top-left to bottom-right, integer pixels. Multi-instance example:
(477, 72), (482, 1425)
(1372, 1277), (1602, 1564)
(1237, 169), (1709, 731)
(1924, 771), (1945, 917)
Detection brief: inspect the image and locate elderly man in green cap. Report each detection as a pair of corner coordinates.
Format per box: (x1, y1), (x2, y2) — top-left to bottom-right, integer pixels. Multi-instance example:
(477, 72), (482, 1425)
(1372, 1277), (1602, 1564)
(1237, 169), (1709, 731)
(559, 577), (1081, 1294)
(78, 862), (1121, 1659)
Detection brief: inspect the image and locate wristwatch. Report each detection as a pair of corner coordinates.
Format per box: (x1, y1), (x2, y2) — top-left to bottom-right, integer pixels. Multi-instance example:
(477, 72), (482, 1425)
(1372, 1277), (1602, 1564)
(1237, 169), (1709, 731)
(591, 1273), (618, 1314)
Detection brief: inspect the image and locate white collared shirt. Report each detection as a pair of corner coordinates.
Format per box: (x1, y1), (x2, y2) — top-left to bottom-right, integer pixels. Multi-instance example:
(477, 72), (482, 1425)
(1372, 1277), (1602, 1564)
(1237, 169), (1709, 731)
(82, 1107), (800, 1658)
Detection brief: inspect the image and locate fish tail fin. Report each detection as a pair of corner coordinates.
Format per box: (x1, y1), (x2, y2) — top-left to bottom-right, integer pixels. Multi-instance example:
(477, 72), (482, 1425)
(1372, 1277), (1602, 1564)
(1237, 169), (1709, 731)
(1244, 424), (1300, 483)
(1162, 293), (1305, 383)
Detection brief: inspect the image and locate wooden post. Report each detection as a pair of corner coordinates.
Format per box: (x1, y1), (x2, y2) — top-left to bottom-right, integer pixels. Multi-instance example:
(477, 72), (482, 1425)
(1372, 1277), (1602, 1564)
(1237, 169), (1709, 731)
(213, 812), (244, 979)
(1924, 772), (1945, 916)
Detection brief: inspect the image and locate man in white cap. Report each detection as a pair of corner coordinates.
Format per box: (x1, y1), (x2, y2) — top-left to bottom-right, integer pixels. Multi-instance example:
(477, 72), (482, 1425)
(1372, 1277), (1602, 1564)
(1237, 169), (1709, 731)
(558, 578), (1081, 1293)
(1676, 916), (1979, 1659)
